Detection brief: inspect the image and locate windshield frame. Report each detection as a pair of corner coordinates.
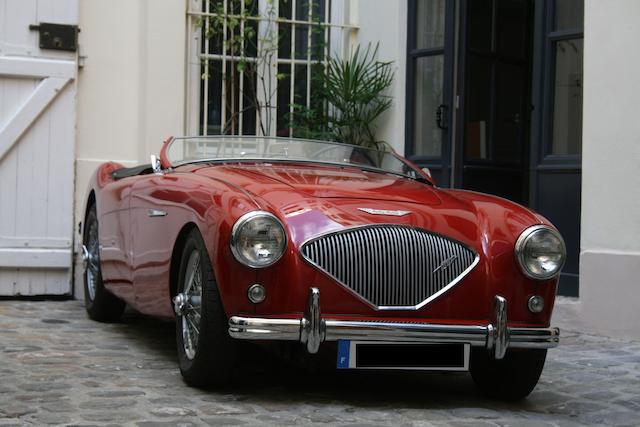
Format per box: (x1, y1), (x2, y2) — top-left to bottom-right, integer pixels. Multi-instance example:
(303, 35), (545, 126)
(160, 136), (433, 184)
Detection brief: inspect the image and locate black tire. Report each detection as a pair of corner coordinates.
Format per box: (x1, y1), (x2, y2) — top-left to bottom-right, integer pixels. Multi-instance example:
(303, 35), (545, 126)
(470, 348), (547, 401)
(175, 228), (238, 387)
(83, 204), (125, 322)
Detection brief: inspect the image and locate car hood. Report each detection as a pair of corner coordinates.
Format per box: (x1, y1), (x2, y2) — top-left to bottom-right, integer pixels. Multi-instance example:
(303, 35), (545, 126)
(193, 162), (542, 251)
(194, 162), (442, 205)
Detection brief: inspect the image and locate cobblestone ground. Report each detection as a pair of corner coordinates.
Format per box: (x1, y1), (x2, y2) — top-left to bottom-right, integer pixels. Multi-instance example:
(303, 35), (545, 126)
(0, 300), (639, 427)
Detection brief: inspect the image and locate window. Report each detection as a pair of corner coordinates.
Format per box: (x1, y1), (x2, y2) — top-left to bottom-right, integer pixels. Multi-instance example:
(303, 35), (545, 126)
(410, 0), (447, 158)
(186, 0), (356, 137)
(548, 0), (583, 156)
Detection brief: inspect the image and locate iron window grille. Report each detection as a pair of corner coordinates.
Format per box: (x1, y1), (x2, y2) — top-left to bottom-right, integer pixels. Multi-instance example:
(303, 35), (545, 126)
(186, 0), (358, 138)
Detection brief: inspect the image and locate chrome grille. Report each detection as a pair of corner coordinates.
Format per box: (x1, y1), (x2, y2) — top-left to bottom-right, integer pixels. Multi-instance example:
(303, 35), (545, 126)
(301, 225), (478, 309)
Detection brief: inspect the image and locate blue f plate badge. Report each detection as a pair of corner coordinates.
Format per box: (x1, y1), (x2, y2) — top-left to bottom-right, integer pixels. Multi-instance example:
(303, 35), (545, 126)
(337, 340), (351, 369)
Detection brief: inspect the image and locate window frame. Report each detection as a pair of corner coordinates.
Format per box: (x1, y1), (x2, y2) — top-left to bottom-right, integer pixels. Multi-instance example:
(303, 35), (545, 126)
(186, 0), (357, 138)
(539, 0), (584, 164)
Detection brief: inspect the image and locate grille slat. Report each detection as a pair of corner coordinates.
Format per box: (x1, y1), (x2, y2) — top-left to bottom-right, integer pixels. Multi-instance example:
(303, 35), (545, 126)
(301, 225), (478, 309)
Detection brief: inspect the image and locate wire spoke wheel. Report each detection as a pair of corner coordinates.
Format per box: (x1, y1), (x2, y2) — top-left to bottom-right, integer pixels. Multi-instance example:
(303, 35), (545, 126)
(84, 220), (100, 301)
(175, 229), (238, 387)
(82, 203), (125, 322)
(180, 250), (203, 360)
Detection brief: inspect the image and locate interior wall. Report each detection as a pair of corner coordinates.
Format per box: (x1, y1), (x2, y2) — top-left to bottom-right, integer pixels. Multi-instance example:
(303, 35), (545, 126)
(74, 0), (187, 298)
(579, 0), (640, 339)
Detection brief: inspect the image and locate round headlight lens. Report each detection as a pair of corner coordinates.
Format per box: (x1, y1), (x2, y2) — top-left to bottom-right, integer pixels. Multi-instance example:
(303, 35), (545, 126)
(231, 211), (287, 268)
(515, 225), (566, 280)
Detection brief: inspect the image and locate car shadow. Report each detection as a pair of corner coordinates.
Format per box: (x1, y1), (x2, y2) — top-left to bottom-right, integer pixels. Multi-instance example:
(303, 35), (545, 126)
(113, 309), (178, 361)
(111, 309), (550, 412)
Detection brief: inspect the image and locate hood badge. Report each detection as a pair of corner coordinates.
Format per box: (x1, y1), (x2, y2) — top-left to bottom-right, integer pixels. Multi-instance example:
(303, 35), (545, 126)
(358, 208), (412, 217)
(432, 255), (458, 274)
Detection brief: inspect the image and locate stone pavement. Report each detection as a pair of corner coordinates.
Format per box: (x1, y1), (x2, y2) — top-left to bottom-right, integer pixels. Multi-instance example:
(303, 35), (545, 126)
(0, 299), (639, 427)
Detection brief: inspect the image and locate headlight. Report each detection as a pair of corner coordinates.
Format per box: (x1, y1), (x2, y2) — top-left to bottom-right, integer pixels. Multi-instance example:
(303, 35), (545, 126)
(230, 211), (287, 268)
(515, 225), (566, 280)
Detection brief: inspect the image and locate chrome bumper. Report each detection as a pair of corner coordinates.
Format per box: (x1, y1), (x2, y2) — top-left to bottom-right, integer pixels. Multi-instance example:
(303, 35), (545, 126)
(228, 288), (560, 360)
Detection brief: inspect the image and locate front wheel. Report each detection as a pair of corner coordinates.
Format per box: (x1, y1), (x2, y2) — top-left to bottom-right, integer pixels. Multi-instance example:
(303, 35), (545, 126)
(174, 229), (238, 387)
(470, 348), (547, 401)
(83, 204), (125, 322)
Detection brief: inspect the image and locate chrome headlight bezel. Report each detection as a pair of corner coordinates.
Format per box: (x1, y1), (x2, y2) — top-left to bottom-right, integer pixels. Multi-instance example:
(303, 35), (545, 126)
(230, 211), (287, 268)
(515, 225), (566, 280)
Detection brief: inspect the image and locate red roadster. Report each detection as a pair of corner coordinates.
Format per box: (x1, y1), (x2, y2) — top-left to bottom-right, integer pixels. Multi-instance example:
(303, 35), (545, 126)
(82, 136), (564, 399)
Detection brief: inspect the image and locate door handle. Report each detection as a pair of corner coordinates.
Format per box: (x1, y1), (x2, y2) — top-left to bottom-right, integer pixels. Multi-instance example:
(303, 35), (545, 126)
(147, 209), (167, 217)
(436, 104), (448, 130)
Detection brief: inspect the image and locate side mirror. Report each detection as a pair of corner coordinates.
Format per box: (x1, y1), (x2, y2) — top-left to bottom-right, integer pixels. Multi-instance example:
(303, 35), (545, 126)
(150, 154), (162, 174)
(421, 167), (432, 179)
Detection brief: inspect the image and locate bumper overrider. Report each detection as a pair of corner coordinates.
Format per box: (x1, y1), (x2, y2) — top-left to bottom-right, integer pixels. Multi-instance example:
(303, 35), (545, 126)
(228, 288), (560, 360)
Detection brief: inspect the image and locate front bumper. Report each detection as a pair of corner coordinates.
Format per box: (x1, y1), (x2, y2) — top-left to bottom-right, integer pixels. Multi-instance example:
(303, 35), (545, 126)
(228, 288), (560, 360)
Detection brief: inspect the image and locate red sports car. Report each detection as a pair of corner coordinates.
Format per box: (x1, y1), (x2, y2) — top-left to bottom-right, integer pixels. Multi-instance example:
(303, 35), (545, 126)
(82, 136), (564, 399)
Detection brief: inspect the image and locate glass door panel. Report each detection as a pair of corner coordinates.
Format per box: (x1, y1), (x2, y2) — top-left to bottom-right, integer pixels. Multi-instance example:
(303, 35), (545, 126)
(415, 0), (446, 49)
(413, 56), (444, 157)
(551, 38), (583, 155)
(554, 0), (584, 31)
(405, 0), (455, 186)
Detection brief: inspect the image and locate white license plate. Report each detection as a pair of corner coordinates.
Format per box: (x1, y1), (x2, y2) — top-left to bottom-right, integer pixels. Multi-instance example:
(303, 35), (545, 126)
(336, 340), (470, 371)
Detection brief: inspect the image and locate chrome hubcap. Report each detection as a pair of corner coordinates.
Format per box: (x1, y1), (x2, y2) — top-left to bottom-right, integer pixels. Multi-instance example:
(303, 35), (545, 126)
(174, 250), (202, 360)
(84, 221), (100, 301)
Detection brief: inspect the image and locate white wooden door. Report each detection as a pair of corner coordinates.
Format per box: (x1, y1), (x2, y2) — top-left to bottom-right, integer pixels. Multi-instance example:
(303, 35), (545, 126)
(0, 0), (77, 295)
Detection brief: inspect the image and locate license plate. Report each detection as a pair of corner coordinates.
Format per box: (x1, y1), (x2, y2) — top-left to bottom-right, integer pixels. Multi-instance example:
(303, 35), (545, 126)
(336, 340), (470, 371)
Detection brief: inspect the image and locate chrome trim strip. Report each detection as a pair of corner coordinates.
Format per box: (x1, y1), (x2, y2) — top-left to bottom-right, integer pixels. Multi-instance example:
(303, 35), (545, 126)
(227, 290), (560, 358)
(228, 318), (560, 348)
(357, 208), (412, 217)
(509, 327), (560, 348)
(229, 317), (301, 340)
(299, 224), (480, 311)
(146, 209), (167, 217)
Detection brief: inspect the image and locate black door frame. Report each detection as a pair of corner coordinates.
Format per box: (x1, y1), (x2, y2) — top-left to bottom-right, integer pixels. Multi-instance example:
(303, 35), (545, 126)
(529, 0), (583, 296)
(404, 0), (456, 187)
(452, 0), (468, 190)
(530, 0), (583, 206)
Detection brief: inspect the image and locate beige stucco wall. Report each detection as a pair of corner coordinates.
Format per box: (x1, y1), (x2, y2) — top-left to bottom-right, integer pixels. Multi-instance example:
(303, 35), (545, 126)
(577, 0), (640, 339)
(74, 0), (187, 297)
(351, 0), (407, 154)
(356, 0), (407, 154)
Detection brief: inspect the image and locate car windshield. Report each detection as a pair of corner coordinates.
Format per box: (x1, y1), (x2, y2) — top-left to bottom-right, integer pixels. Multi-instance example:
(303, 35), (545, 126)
(165, 136), (426, 181)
